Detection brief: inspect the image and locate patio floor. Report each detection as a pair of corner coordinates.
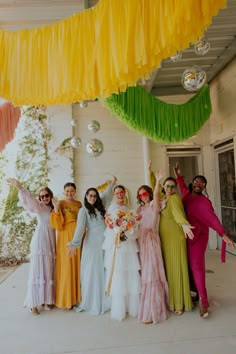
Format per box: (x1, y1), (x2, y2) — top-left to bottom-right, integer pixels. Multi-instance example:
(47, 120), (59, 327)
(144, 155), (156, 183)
(0, 250), (236, 354)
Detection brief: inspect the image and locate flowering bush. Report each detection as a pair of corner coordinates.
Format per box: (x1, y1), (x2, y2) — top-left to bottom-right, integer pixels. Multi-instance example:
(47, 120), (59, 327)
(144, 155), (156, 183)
(105, 209), (141, 242)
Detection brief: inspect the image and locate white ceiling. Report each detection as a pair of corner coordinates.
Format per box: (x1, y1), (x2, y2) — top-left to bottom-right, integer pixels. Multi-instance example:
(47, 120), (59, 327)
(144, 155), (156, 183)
(0, 0), (235, 96)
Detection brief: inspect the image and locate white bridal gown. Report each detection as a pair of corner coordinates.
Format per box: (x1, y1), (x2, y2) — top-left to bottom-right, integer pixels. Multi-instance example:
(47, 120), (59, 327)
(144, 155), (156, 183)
(102, 203), (141, 321)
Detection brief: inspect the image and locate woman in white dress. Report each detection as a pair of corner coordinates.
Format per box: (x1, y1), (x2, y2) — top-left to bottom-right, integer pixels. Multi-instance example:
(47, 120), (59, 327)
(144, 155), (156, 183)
(68, 177), (116, 315)
(7, 178), (56, 315)
(102, 185), (141, 321)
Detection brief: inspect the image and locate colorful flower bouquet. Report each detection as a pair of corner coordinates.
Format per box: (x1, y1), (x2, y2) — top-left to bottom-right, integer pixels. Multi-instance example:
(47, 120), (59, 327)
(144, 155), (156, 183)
(105, 209), (141, 243)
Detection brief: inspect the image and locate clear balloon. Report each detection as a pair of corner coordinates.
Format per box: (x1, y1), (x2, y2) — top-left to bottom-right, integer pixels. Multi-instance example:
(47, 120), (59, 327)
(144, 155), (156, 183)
(70, 136), (81, 149)
(79, 101), (88, 108)
(87, 120), (100, 133)
(170, 51), (182, 62)
(181, 66), (207, 92)
(70, 119), (77, 126)
(194, 38), (210, 56)
(86, 139), (103, 157)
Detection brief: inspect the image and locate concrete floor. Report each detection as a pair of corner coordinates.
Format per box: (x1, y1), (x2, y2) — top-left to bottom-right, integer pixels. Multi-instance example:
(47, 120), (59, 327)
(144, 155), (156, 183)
(0, 250), (236, 354)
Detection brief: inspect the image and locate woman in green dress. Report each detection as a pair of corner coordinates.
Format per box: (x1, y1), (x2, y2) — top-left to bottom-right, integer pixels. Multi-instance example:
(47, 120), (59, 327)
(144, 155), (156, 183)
(159, 176), (194, 315)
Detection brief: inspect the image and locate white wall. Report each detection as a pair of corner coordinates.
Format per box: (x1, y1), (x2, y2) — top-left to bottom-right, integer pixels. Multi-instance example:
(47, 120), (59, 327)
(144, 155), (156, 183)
(48, 105), (74, 199)
(72, 101), (144, 208)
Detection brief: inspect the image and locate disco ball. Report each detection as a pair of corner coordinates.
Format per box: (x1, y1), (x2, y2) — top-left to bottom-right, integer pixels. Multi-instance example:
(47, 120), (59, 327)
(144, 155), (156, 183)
(85, 139), (103, 157)
(87, 120), (100, 133)
(170, 51), (182, 62)
(70, 136), (81, 149)
(70, 119), (77, 127)
(79, 101), (88, 108)
(181, 66), (207, 92)
(194, 38), (210, 56)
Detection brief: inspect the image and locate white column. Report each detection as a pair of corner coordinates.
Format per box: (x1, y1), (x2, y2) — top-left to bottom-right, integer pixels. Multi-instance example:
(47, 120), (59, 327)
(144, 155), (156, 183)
(142, 136), (150, 184)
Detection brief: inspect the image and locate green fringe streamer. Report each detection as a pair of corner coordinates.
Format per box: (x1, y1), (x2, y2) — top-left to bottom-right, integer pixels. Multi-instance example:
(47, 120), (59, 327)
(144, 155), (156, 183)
(103, 85), (211, 143)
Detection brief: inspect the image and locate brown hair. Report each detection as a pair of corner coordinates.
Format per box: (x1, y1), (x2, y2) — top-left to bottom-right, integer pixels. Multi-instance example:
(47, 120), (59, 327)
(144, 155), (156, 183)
(137, 185), (153, 206)
(38, 187), (54, 210)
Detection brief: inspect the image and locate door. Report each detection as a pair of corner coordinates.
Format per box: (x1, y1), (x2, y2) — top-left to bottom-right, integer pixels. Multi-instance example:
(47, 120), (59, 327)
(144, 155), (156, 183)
(216, 145), (236, 255)
(167, 147), (202, 187)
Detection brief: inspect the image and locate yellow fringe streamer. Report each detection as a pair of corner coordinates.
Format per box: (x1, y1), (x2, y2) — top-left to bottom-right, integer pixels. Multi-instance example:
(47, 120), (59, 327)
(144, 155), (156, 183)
(0, 0), (226, 106)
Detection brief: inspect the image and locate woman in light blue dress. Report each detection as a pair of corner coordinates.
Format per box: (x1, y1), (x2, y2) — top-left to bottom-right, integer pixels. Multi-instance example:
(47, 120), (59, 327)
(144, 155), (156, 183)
(68, 177), (116, 315)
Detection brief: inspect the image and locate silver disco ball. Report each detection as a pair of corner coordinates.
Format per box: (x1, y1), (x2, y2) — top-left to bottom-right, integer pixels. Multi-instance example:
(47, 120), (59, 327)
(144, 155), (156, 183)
(70, 136), (81, 149)
(194, 38), (210, 56)
(181, 66), (207, 92)
(87, 120), (100, 133)
(170, 51), (182, 62)
(70, 119), (77, 127)
(85, 139), (103, 157)
(79, 101), (88, 108)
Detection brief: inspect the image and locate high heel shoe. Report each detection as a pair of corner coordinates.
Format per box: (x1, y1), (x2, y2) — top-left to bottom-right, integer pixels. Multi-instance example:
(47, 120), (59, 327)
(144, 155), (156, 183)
(199, 299), (208, 318)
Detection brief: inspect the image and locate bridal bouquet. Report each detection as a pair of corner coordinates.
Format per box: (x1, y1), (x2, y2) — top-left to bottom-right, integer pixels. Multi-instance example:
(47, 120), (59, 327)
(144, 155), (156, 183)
(105, 209), (141, 242)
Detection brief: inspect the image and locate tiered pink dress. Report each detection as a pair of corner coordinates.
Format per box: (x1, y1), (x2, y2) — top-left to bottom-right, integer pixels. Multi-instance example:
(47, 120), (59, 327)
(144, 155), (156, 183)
(19, 188), (56, 309)
(138, 201), (169, 323)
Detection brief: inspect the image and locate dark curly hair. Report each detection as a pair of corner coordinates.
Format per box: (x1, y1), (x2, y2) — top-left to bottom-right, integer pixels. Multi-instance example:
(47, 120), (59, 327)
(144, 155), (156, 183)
(192, 175), (207, 185)
(84, 188), (106, 219)
(137, 185), (153, 206)
(38, 187), (54, 210)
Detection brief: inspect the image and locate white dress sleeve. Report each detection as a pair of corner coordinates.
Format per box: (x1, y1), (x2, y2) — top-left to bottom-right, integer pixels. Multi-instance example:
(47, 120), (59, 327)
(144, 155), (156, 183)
(100, 183), (113, 209)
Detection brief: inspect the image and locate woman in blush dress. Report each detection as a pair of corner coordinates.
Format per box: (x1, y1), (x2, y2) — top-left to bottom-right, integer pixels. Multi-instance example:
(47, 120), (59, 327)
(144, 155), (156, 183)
(50, 182), (82, 310)
(7, 178), (56, 315)
(137, 170), (169, 324)
(67, 177), (116, 315)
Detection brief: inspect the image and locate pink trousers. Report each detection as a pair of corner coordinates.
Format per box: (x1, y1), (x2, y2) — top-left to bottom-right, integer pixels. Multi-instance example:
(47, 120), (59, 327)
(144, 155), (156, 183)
(187, 234), (209, 308)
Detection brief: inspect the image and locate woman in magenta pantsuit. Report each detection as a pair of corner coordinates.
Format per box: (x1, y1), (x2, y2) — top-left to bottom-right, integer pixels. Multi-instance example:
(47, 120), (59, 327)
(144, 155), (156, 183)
(174, 163), (235, 318)
(137, 171), (169, 324)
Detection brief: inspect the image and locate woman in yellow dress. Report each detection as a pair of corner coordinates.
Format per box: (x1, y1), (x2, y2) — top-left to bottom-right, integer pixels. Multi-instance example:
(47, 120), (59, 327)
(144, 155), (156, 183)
(159, 177), (194, 315)
(51, 182), (82, 309)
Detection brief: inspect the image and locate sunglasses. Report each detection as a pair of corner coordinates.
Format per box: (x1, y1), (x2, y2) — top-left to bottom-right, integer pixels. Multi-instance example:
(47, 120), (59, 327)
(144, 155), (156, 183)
(138, 191), (149, 198)
(88, 194), (97, 198)
(40, 193), (50, 199)
(165, 184), (176, 189)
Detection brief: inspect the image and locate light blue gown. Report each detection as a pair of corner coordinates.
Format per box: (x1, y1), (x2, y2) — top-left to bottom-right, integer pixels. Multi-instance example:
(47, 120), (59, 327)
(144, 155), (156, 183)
(69, 184), (113, 315)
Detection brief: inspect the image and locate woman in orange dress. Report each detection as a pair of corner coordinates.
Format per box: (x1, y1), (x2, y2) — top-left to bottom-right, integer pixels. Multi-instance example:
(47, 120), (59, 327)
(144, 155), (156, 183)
(51, 182), (82, 309)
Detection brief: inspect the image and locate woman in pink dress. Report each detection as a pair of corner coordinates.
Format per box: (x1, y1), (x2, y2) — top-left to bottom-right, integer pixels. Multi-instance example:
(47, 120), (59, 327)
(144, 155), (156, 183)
(173, 163), (235, 318)
(137, 171), (169, 324)
(7, 178), (56, 315)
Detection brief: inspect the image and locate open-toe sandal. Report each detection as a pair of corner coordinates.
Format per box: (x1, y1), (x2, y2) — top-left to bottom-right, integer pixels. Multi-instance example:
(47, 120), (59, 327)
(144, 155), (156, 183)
(31, 307), (40, 315)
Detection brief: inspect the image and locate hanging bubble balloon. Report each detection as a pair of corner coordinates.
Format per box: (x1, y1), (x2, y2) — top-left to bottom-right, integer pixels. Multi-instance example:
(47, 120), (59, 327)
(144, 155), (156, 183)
(70, 119), (77, 126)
(70, 136), (81, 149)
(86, 139), (103, 157)
(194, 38), (210, 56)
(170, 51), (182, 62)
(181, 66), (207, 92)
(79, 101), (88, 108)
(87, 120), (100, 133)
